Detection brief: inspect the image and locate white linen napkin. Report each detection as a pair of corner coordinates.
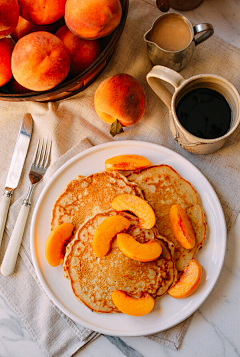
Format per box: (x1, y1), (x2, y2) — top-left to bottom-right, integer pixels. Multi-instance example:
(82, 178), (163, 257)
(0, 139), (98, 357)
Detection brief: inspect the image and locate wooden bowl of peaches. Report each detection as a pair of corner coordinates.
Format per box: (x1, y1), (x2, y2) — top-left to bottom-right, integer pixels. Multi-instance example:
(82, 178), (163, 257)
(0, 0), (128, 102)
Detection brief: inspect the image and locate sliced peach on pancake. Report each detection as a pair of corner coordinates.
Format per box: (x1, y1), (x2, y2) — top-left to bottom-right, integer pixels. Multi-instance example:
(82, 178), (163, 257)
(169, 204), (196, 249)
(105, 155), (151, 171)
(93, 215), (131, 258)
(168, 259), (202, 298)
(111, 194), (156, 229)
(112, 290), (155, 316)
(45, 223), (74, 267)
(117, 233), (162, 262)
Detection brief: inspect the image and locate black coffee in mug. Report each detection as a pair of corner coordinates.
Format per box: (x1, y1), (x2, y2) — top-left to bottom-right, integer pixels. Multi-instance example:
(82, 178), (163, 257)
(176, 88), (232, 139)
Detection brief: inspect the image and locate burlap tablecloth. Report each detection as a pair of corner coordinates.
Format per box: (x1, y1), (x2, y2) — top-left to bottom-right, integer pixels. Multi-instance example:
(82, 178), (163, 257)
(0, 0), (240, 356)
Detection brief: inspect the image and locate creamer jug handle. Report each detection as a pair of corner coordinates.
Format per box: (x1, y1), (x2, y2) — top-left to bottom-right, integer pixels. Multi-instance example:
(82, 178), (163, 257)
(194, 23), (214, 46)
(146, 66), (185, 110)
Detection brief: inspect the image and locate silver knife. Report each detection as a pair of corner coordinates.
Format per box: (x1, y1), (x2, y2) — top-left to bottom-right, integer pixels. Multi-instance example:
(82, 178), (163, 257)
(0, 113), (33, 247)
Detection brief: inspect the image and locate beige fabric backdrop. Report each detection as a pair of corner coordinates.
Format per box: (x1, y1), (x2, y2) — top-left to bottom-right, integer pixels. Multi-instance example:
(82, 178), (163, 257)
(0, 0), (240, 355)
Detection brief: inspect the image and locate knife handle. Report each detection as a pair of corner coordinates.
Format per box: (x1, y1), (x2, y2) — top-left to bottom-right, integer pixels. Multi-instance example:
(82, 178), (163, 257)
(1, 203), (30, 276)
(0, 192), (12, 248)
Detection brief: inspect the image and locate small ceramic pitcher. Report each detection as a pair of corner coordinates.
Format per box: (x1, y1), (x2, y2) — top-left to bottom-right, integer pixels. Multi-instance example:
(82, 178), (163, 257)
(146, 65), (240, 154)
(144, 13), (214, 72)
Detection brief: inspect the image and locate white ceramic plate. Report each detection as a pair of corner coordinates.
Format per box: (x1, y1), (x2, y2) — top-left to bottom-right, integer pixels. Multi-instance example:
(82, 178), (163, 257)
(30, 140), (226, 336)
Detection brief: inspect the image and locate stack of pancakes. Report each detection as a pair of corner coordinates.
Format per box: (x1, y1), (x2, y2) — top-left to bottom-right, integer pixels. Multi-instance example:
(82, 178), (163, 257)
(51, 166), (206, 313)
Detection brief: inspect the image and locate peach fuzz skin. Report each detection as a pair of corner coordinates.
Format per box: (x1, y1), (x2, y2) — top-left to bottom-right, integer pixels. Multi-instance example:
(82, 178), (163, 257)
(11, 16), (64, 42)
(65, 0), (122, 40)
(112, 291), (155, 316)
(0, 0), (19, 39)
(56, 25), (102, 78)
(93, 215), (131, 258)
(11, 31), (70, 91)
(0, 38), (13, 87)
(168, 259), (202, 298)
(9, 78), (31, 94)
(18, 0), (66, 25)
(94, 74), (147, 126)
(45, 223), (74, 267)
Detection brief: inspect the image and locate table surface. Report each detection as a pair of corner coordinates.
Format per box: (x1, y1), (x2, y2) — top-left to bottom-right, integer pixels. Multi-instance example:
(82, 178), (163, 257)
(1, 1), (240, 356)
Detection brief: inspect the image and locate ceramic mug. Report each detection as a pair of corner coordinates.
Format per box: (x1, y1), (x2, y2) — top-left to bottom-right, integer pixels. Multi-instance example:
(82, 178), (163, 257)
(146, 65), (240, 154)
(144, 13), (214, 72)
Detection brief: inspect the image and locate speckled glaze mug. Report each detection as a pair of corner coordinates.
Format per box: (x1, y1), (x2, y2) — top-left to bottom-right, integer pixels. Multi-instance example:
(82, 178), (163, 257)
(147, 65), (240, 154)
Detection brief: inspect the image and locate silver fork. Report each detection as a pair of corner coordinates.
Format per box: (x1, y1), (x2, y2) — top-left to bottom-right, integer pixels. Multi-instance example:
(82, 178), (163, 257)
(1, 139), (52, 276)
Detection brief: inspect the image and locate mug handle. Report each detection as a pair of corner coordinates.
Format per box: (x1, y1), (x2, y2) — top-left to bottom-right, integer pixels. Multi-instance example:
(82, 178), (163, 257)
(146, 65), (185, 110)
(193, 23), (214, 46)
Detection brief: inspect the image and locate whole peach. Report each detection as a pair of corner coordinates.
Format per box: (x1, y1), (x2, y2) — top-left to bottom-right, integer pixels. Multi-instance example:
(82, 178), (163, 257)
(11, 16), (65, 42)
(0, 0), (19, 39)
(65, 0), (122, 40)
(56, 25), (102, 78)
(0, 38), (13, 87)
(94, 74), (146, 127)
(18, 0), (66, 25)
(11, 31), (70, 91)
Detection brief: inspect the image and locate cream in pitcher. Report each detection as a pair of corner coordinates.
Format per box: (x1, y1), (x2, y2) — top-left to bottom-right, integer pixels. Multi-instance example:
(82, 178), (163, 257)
(144, 13), (214, 72)
(148, 14), (192, 52)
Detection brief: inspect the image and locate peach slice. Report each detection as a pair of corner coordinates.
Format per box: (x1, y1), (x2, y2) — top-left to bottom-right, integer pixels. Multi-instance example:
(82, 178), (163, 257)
(111, 194), (156, 229)
(169, 204), (196, 249)
(117, 233), (162, 262)
(168, 259), (202, 298)
(45, 223), (74, 267)
(112, 290), (155, 316)
(105, 155), (151, 171)
(93, 215), (131, 258)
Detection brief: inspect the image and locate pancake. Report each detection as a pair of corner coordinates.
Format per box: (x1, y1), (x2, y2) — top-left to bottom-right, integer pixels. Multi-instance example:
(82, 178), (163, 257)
(127, 165), (206, 271)
(63, 209), (176, 313)
(51, 170), (143, 232)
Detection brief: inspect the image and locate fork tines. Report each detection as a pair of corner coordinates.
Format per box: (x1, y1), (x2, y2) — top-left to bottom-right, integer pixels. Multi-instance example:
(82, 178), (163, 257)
(33, 139), (52, 168)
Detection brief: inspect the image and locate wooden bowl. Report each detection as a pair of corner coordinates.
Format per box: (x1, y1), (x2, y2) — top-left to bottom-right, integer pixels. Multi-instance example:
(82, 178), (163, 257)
(0, 0), (129, 102)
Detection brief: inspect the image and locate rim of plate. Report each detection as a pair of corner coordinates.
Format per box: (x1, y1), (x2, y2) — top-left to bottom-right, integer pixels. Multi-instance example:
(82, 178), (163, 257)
(30, 140), (227, 336)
